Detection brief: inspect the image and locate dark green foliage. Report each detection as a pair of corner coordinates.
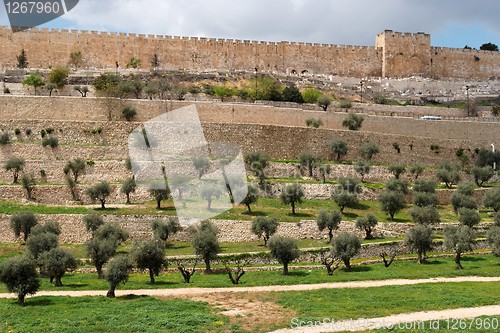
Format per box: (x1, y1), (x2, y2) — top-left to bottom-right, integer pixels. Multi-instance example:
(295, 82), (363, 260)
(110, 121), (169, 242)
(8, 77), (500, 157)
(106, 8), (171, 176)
(237, 184), (259, 213)
(280, 183), (305, 215)
(42, 136), (59, 149)
(86, 238), (118, 279)
(0, 255), (40, 305)
(443, 225), (476, 269)
(305, 117), (323, 128)
(487, 227), (500, 256)
(105, 255), (132, 298)
(409, 164), (424, 180)
(332, 192), (358, 214)
(316, 210), (342, 242)
(16, 49), (28, 68)
(120, 178), (137, 204)
(86, 181), (112, 209)
(410, 206), (441, 225)
(475, 147), (500, 168)
(31, 221), (61, 237)
(251, 216), (278, 245)
(331, 232), (361, 271)
(412, 180), (437, 193)
(151, 218), (181, 243)
(149, 187), (172, 209)
(451, 191), (477, 213)
(360, 142), (379, 161)
(93, 73), (122, 96)
(83, 214), (104, 237)
(356, 214), (378, 240)
(342, 112), (364, 131)
(388, 164), (406, 179)
(267, 235), (299, 275)
(63, 158), (86, 183)
(436, 163), (461, 189)
(191, 221), (220, 273)
(192, 157), (210, 179)
(483, 187), (500, 212)
(48, 67), (69, 89)
(282, 85), (304, 103)
(0, 132), (10, 145)
(458, 208), (481, 227)
(94, 223), (129, 244)
(405, 225), (433, 264)
(10, 212), (37, 242)
(122, 106), (138, 121)
(412, 192), (438, 207)
(330, 139), (348, 161)
(26, 232), (58, 259)
(40, 248), (78, 286)
(22, 73), (45, 95)
(472, 167), (494, 187)
(4, 157), (25, 183)
(244, 151), (269, 183)
(317, 95), (332, 111)
(132, 240), (166, 284)
(386, 179), (409, 194)
(299, 152), (320, 177)
(354, 160), (370, 181)
(480, 42), (499, 51)
(379, 191), (406, 220)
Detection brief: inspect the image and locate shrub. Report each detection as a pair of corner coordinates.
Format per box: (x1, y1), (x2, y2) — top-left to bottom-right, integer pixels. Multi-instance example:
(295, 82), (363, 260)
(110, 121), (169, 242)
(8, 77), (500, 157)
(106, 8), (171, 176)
(339, 100), (352, 109)
(251, 217), (278, 245)
(0, 132), (10, 145)
(268, 235), (299, 275)
(392, 142), (401, 154)
(25, 128), (32, 136)
(331, 232), (361, 271)
(14, 128), (21, 136)
(126, 57), (142, 69)
(305, 117), (323, 128)
(122, 106), (138, 121)
(0, 255), (40, 305)
(301, 87), (322, 104)
(282, 85), (304, 103)
(342, 112), (364, 131)
(42, 136), (59, 149)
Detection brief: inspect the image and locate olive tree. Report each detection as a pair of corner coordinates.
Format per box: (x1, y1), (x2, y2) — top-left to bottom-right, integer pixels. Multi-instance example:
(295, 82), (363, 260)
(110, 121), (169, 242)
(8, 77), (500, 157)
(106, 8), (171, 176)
(10, 212), (37, 242)
(131, 240), (166, 284)
(191, 221), (220, 273)
(83, 214), (104, 237)
(4, 158), (25, 184)
(405, 225), (433, 264)
(356, 214), (378, 240)
(280, 183), (305, 215)
(267, 235), (299, 275)
(318, 165), (331, 183)
(120, 178), (137, 204)
(40, 248), (78, 287)
(105, 255), (132, 298)
(149, 187), (172, 209)
(409, 164), (424, 180)
(483, 187), (500, 212)
(331, 232), (361, 271)
(251, 216), (278, 246)
(379, 191), (406, 221)
(237, 184), (259, 213)
(329, 139), (348, 161)
(63, 158), (86, 183)
(200, 183), (223, 210)
(412, 192), (438, 208)
(316, 210), (342, 243)
(86, 181), (112, 209)
(412, 180), (437, 194)
(451, 183), (478, 213)
(443, 225), (476, 269)
(487, 227), (500, 257)
(26, 232), (58, 259)
(388, 164), (406, 180)
(360, 142), (380, 161)
(410, 206), (441, 225)
(299, 152), (320, 177)
(342, 112), (364, 131)
(332, 178), (360, 213)
(151, 218), (181, 243)
(472, 167), (494, 187)
(458, 208), (481, 227)
(354, 160), (371, 182)
(436, 163), (461, 189)
(244, 151), (269, 185)
(192, 157), (210, 179)
(0, 255), (40, 305)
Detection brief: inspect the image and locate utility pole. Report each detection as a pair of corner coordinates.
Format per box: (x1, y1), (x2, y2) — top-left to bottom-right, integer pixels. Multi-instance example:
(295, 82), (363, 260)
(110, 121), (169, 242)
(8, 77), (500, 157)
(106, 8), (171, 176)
(360, 81), (364, 103)
(492, 144), (496, 170)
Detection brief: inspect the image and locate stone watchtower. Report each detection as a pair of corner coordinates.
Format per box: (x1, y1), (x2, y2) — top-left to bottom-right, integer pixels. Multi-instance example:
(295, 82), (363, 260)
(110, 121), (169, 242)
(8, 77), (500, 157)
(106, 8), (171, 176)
(376, 30), (431, 78)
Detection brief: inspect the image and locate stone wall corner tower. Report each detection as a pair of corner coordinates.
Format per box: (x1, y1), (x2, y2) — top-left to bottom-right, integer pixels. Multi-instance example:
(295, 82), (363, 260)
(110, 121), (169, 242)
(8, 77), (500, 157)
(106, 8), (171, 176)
(376, 29), (431, 78)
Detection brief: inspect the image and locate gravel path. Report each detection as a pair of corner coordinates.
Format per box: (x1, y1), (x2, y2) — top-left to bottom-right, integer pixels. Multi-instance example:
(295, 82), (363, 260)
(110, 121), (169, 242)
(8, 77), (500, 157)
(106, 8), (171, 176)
(269, 305), (500, 333)
(0, 276), (498, 299)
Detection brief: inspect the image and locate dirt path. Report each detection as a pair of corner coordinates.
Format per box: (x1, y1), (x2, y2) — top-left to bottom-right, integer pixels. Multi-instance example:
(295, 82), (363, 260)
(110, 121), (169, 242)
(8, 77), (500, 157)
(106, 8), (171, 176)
(269, 305), (500, 333)
(0, 276), (498, 299)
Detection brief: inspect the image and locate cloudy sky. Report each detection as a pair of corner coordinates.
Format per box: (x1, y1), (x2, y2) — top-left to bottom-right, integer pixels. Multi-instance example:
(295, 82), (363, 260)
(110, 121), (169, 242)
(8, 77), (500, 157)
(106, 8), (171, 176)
(1, 0), (499, 48)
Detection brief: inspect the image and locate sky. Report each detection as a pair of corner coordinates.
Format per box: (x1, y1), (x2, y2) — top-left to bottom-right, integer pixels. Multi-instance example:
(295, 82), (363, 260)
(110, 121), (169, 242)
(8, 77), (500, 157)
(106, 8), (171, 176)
(1, 0), (499, 49)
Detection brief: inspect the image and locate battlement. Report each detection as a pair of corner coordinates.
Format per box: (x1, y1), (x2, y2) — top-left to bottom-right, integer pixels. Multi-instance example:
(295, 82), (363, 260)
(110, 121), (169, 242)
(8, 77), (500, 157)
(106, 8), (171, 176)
(0, 26), (499, 79)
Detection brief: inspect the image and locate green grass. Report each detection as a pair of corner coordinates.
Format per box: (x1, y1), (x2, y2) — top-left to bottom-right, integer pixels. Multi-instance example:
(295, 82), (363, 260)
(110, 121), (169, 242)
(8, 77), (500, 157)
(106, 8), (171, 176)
(276, 282), (500, 322)
(0, 254), (497, 293)
(0, 201), (93, 215)
(0, 296), (230, 333)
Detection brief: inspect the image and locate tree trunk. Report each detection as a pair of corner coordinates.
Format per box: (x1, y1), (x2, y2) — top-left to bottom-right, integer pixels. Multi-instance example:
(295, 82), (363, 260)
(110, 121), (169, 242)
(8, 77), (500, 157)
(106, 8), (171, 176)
(365, 228), (373, 240)
(308, 166), (313, 177)
(291, 202), (296, 215)
(100, 200), (105, 209)
(126, 194), (131, 204)
(328, 229), (333, 243)
(417, 251), (423, 264)
(343, 258), (352, 271)
(390, 212), (395, 221)
(55, 276), (63, 287)
(246, 203), (252, 213)
(207, 199), (212, 210)
(455, 252), (463, 270)
(97, 265), (105, 279)
(204, 257), (212, 274)
(18, 293), (25, 305)
(156, 199), (161, 209)
(107, 285), (116, 298)
(149, 269), (156, 284)
(283, 262), (289, 275)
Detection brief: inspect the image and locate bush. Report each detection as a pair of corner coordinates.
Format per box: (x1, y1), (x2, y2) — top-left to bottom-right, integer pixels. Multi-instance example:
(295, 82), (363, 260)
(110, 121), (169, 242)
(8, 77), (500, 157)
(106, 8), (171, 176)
(316, 210), (342, 242)
(331, 232), (361, 271)
(305, 117), (323, 128)
(0, 132), (10, 145)
(405, 225), (433, 264)
(0, 255), (40, 305)
(301, 87), (322, 104)
(42, 136), (59, 149)
(360, 142), (379, 161)
(268, 235), (299, 275)
(339, 100), (352, 109)
(191, 221), (220, 273)
(251, 217), (278, 245)
(282, 86), (304, 103)
(105, 255), (132, 298)
(14, 128), (21, 136)
(48, 67), (69, 89)
(342, 112), (364, 131)
(10, 212), (37, 242)
(122, 106), (138, 121)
